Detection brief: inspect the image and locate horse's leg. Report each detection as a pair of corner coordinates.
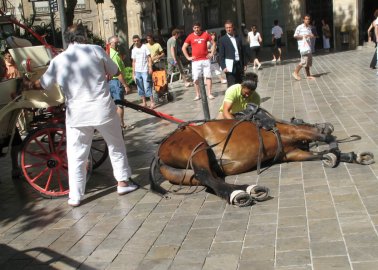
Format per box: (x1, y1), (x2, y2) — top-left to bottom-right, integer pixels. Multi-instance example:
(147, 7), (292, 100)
(189, 145), (254, 207)
(284, 149), (327, 162)
(339, 151), (374, 165)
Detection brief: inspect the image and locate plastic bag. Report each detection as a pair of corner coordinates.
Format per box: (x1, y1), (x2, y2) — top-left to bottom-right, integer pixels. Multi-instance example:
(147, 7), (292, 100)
(299, 37), (311, 55)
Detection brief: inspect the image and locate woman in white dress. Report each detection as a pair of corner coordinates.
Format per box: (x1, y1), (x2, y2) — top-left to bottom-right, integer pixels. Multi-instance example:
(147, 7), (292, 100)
(208, 32), (227, 84)
(247, 25), (263, 70)
(321, 19), (331, 52)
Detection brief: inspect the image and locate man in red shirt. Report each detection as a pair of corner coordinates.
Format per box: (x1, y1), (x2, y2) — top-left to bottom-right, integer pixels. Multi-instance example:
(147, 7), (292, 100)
(182, 22), (216, 101)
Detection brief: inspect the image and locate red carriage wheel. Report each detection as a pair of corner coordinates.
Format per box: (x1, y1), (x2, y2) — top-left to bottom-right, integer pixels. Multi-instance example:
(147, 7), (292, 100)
(91, 131), (109, 170)
(20, 124), (92, 198)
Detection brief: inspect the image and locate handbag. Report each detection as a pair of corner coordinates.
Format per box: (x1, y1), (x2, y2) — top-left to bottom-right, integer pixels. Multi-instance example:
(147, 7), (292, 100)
(299, 37), (311, 55)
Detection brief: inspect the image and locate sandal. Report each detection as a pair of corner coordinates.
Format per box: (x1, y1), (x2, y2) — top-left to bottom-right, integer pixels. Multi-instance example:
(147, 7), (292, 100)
(122, 125), (135, 131)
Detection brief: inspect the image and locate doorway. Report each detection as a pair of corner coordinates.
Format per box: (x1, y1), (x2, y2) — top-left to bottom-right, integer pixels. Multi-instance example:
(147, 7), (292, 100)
(306, 0), (333, 50)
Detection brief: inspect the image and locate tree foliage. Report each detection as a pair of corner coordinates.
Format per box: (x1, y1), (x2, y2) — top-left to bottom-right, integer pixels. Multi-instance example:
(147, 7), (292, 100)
(65, 0), (78, 27)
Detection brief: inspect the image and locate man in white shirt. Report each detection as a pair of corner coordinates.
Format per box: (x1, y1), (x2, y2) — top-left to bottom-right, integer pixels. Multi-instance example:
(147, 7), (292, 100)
(26, 24), (138, 207)
(292, 15), (315, 81)
(131, 35), (154, 108)
(271, 20), (283, 62)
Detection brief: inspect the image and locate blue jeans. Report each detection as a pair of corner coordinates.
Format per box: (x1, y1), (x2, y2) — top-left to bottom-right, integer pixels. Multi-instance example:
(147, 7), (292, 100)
(135, 72), (152, 97)
(109, 79), (125, 102)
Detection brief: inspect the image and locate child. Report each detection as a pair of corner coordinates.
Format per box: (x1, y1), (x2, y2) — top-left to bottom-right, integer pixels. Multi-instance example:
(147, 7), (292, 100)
(3, 51), (21, 79)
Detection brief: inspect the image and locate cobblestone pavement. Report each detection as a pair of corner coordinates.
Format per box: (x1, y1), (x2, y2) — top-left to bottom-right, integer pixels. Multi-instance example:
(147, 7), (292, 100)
(1, 46), (378, 270)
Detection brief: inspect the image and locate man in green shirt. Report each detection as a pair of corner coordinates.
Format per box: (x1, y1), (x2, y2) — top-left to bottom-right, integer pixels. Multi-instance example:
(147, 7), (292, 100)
(217, 72), (260, 119)
(108, 35), (130, 128)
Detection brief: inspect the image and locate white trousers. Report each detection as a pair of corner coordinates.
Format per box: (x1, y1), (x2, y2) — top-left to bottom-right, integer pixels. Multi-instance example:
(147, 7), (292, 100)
(66, 117), (132, 201)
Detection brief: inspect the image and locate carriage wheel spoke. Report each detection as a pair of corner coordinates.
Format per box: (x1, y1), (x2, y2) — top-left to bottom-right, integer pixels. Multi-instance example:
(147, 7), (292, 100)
(58, 167), (69, 177)
(55, 169), (65, 192)
(43, 170), (54, 191)
(24, 162), (46, 169)
(33, 137), (50, 155)
(47, 131), (56, 152)
(30, 167), (49, 183)
(55, 132), (65, 151)
(25, 150), (50, 161)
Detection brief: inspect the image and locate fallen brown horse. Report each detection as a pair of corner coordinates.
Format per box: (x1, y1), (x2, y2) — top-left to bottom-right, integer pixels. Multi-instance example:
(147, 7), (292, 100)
(150, 104), (374, 207)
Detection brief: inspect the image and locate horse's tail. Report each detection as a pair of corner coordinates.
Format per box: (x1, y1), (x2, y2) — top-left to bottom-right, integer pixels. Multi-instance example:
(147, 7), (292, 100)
(149, 156), (170, 196)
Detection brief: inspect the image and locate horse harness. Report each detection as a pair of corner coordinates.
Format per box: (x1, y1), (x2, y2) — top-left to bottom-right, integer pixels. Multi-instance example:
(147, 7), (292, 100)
(178, 103), (285, 176)
(235, 103), (285, 174)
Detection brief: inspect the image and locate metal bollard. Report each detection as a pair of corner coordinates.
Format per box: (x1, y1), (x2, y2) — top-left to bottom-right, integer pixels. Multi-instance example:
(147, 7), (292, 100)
(198, 76), (210, 120)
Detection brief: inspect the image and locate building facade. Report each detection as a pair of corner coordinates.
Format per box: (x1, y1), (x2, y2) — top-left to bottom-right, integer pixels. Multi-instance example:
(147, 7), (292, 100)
(2, 0), (377, 51)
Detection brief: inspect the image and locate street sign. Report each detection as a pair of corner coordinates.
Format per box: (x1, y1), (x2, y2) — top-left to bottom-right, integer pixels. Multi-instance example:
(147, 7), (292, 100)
(49, 0), (58, 12)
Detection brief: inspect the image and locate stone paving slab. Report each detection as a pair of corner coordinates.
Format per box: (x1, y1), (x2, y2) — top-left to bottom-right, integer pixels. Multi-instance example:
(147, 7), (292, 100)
(0, 45), (378, 269)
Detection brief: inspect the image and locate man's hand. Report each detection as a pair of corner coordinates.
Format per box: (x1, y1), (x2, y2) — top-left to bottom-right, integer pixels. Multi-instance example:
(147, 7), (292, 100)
(22, 77), (34, 91)
(222, 101), (234, 119)
(123, 84), (131, 94)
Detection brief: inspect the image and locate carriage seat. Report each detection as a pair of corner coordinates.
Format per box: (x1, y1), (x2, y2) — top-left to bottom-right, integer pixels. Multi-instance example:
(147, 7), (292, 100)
(21, 85), (65, 108)
(6, 36), (33, 48)
(8, 46), (52, 81)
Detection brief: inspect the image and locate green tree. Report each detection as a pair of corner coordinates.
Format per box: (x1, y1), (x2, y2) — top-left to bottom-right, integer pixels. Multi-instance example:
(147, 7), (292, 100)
(111, 0), (130, 64)
(65, 0), (78, 27)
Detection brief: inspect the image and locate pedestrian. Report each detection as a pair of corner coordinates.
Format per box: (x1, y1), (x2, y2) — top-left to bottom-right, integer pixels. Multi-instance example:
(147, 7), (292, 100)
(219, 20), (246, 87)
(217, 72), (260, 119)
(108, 36), (131, 129)
(271, 19), (283, 62)
(24, 24), (138, 207)
(310, 20), (318, 53)
(368, 9), (378, 70)
(247, 25), (262, 70)
(292, 15), (315, 81)
(131, 34), (155, 109)
(321, 19), (331, 52)
(3, 50), (21, 79)
(182, 22), (216, 100)
(374, 10), (378, 75)
(166, 28), (192, 87)
(145, 33), (165, 70)
(208, 32), (227, 84)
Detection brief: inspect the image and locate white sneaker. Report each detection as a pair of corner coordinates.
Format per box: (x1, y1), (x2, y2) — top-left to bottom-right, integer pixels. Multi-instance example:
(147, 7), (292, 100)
(271, 59), (276, 62)
(117, 183), (139, 195)
(257, 63), (262, 70)
(68, 198), (81, 207)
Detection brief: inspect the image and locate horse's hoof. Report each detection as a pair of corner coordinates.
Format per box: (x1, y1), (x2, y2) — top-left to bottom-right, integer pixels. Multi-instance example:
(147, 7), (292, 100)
(322, 153), (338, 168)
(246, 185), (270, 202)
(229, 190), (253, 207)
(324, 122), (334, 134)
(316, 122), (334, 135)
(356, 152), (375, 165)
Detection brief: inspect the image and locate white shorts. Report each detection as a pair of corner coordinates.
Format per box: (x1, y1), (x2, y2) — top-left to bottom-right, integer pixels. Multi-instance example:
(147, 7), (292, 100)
(192, 59), (212, 81)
